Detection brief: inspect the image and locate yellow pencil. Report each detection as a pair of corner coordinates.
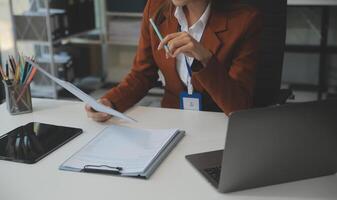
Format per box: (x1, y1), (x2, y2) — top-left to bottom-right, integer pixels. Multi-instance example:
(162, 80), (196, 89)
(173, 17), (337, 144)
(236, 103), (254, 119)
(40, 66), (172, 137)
(14, 60), (21, 84)
(0, 64), (8, 80)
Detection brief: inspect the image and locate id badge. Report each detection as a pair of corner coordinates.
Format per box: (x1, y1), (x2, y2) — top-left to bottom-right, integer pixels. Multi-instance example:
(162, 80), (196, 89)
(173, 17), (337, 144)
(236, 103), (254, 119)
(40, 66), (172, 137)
(179, 91), (202, 111)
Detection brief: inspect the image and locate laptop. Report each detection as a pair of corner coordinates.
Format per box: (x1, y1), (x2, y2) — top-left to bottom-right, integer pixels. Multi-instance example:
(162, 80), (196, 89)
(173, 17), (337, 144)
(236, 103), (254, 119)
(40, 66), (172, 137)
(186, 100), (337, 193)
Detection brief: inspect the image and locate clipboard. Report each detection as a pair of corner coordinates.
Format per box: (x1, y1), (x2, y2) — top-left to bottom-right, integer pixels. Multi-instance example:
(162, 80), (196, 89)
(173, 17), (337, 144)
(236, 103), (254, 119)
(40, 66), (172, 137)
(60, 125), (185, 178)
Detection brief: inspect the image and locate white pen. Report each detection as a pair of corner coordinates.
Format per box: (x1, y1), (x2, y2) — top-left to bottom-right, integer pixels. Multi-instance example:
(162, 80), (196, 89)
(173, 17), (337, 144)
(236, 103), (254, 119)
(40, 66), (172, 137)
(149, 18), (171, 54)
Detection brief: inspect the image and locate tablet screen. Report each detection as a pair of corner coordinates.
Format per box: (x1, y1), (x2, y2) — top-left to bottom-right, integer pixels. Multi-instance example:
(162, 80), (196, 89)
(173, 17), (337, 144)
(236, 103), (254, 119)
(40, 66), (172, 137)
(0, 122), (82, 164)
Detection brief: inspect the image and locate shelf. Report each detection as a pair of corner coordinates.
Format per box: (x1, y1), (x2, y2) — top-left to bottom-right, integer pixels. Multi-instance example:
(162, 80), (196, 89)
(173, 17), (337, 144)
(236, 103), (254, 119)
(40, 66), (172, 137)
(106, 12), (143, 18)
(286, 83), (320, 91)
(16, 32), (139, 46)
(31, 84), (61, 98)
(36, 54), (71, 64)
(107, 40), (138, 46)
(285, 45), (337, 53)
(20, 9), (65, 16)
(16, 29), (98, 45)
(60, 29), (101, 45)
(62, 38), (102, 45)
(16, 39), (51, 45)
(56, 29), (99, 45)
(10, 0), (98, 99)
(288, 0), (337, 6)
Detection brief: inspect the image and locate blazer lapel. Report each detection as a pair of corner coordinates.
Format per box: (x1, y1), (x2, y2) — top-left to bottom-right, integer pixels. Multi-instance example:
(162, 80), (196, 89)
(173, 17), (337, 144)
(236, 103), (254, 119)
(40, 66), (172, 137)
(200, 9), (228, 57)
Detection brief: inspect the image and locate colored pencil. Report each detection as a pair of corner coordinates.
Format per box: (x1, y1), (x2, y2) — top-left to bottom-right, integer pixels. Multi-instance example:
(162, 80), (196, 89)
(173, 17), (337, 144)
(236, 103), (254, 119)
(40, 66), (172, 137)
(19, 54), (25, 82)
(5, 61), (9, 78)
(16, 67), (37, 103)
(0, 65), (7, 80)
(3, 54), (38, 104)
(8, 56), (16, 75)
(14, 60), (21, 84)
(22, 64), (34, 85)
(21, 61), (29, 84)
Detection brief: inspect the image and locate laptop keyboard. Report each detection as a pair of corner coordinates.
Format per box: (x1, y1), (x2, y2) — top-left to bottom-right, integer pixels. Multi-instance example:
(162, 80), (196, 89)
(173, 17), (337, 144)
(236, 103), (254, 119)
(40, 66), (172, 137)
(204, 166), (221, 184)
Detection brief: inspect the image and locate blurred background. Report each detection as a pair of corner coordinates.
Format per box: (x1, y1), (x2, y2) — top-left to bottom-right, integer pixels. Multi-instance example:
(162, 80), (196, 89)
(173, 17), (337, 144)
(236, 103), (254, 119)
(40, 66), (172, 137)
(0, 0), (336, 106)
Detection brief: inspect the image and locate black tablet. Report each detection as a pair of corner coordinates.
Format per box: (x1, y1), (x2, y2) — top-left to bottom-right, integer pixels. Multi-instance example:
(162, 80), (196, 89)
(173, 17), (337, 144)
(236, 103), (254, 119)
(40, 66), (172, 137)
(0, 122), (83, 164)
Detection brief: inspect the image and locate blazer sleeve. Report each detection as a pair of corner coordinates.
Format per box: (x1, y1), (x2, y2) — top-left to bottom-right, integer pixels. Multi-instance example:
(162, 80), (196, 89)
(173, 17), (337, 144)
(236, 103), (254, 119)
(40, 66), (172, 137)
(102, 0), (159, 112)
(192, 10), (263, 115)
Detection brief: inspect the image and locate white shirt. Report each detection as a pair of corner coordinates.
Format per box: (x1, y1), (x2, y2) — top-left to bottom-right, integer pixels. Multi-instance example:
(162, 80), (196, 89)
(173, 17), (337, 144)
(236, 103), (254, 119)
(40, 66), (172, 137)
(158, 3), (211, 87)
(175, 3), (211, 86)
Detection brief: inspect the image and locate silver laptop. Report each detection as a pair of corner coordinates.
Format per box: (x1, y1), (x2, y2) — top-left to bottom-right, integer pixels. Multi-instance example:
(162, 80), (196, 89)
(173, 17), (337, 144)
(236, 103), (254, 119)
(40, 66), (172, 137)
(186, 100), (337, 193)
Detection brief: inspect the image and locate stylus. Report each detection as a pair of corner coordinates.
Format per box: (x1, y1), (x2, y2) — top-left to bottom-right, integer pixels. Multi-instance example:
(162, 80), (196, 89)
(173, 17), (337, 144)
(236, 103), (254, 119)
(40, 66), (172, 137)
(149, 18), (171, 54)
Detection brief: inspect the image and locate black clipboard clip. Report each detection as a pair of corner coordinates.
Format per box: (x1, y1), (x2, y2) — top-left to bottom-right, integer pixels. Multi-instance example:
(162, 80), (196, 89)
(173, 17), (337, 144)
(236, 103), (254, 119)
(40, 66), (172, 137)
(81, 165), (123, 175)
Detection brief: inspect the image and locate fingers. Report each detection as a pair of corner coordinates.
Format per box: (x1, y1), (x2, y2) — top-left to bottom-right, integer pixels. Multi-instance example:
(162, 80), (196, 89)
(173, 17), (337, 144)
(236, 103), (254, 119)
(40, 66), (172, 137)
(158, 32), (184, 51)
(173, 43), (195, 57)
(158, 32), (197, 59)
(85, 98), (112, 112)
(86, 109), (111, 122)
(91, 113), (111, 122)
(169, 36), (192, 56)
(85, 103), (111, 122)
(85, 104), (93, 112)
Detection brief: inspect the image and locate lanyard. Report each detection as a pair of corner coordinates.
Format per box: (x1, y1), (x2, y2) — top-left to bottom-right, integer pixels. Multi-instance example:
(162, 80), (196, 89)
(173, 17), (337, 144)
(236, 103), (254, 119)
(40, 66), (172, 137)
(184, 56), (194, 95)
(184, 56), (192, 77)
(178, 26), (194, 95)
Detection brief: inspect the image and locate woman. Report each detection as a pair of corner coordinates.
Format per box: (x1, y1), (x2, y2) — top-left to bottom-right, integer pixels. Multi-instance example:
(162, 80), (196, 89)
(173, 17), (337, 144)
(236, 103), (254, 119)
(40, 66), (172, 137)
(86, 0), (263, 122)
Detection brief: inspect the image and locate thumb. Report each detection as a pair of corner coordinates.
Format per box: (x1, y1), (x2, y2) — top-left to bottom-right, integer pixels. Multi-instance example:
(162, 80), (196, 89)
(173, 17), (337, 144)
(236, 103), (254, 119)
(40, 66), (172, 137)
(85, 104), (92, 111)
(99, 98), (112, 107)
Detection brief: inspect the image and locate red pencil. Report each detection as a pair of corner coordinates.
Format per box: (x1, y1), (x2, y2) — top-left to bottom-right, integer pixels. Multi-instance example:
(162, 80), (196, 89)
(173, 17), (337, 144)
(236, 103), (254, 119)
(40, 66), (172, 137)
(16, 67), (37, 103)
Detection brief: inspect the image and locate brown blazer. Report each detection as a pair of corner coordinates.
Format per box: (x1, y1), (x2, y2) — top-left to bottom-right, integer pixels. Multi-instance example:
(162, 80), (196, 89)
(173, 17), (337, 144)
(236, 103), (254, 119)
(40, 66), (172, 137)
(103, 0), (263, 115)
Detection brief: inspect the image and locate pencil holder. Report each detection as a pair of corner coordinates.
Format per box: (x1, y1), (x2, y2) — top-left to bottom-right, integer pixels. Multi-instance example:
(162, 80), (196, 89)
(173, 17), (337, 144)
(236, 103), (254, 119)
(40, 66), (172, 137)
(3, 81), (33, 115)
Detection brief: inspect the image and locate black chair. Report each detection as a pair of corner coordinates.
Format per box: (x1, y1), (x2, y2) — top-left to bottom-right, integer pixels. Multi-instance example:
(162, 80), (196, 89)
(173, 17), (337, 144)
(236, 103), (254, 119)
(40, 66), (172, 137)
(241, 0), (294, 107)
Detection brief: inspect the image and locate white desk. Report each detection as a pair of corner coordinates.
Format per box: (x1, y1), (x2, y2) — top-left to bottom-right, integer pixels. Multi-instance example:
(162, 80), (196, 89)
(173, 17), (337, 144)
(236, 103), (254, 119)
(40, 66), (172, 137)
(0, 99), (336, 200)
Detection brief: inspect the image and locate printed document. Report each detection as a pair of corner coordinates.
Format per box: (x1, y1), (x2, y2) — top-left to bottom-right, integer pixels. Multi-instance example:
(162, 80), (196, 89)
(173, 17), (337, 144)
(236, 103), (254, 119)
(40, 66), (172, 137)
(60, 125), (182, 176)
(26, 59), (136, 123)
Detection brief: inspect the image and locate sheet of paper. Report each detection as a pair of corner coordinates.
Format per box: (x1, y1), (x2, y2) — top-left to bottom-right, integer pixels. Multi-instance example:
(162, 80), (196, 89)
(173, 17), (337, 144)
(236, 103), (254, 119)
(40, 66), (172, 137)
(61, 125), (179, 175)
(26, 59), (136, 123)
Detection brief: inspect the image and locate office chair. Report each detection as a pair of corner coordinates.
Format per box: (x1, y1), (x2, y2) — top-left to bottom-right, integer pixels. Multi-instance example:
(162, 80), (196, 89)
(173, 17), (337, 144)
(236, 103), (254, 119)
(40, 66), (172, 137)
(241, 0), (293, 107)
(0, 48), (4, 103)
(0, 83), (3, 103)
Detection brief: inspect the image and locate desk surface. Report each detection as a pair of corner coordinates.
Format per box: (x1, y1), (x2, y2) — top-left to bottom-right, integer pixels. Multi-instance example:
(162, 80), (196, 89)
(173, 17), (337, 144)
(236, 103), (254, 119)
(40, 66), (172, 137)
(0, 99), (336, 200)
(288, 0), (337, 6)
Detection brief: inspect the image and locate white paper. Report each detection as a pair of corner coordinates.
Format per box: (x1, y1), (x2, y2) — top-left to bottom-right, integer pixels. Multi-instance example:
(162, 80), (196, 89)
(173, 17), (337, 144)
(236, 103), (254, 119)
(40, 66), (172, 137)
(26, 59), (136, 123)
(61, 125), (179, 175)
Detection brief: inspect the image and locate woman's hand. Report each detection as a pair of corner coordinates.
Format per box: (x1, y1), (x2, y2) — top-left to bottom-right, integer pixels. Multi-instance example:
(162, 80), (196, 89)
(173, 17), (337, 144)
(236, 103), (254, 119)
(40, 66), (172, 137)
(158, 32), (212, 66)
(85, 98), (113, 122)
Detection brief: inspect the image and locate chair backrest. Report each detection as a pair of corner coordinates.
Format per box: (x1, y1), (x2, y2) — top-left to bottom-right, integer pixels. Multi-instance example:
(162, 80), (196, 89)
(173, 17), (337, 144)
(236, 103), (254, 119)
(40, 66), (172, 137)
(0, 52), (4, 103)
(0, 82), (4, 103)
(240, 0), (287, 107)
